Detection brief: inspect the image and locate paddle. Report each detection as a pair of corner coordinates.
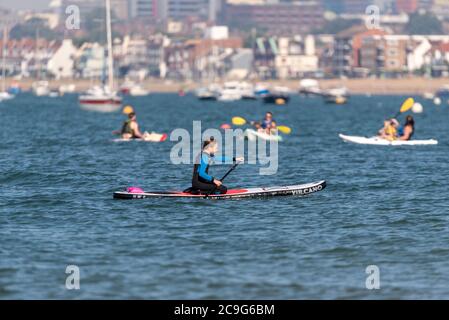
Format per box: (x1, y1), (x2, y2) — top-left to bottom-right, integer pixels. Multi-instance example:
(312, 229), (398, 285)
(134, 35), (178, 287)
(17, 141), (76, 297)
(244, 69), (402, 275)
(231, 116), (292, 134)
(277, 125), (292, 134)
(232, 116), (246, 126)
(392, 98), (414, 119)
(205, 162), (240, 198)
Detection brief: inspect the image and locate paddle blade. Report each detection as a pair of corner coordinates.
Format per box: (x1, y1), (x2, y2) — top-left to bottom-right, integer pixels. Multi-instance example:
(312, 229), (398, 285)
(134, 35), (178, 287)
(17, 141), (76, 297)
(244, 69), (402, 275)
(123, 105), (134, 115)
(400, 98), (414, 113)
(232, 117), (246, 126)
(277, 125), (292, 134)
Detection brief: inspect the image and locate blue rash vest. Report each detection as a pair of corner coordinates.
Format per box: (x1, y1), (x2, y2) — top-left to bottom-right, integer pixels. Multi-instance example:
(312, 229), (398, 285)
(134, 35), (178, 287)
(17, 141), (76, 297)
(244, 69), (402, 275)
(192, 152), (233, 184)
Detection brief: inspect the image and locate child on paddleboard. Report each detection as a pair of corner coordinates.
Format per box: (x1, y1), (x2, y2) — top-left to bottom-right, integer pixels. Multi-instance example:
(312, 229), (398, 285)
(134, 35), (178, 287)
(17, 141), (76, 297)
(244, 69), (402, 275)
(190, 137), (244, 195)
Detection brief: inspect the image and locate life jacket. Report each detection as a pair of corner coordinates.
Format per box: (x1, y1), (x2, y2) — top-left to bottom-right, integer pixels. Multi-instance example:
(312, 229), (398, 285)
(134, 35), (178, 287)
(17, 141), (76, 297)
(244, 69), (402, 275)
(121, 119), (133, 135)
(385, 125), (397, 139)
(262, 118), (275, 129)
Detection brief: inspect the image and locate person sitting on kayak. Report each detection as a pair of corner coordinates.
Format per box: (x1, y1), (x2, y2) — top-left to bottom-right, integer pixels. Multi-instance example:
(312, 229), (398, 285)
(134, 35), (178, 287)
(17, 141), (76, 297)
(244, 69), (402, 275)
(191, 136), (244, 195)
(252, 121), (265, 133)
(378, 119), (398, 141)
(115, 112), (144, 140)
(398, 115), (415, 141)
(262, 112), (277, 133)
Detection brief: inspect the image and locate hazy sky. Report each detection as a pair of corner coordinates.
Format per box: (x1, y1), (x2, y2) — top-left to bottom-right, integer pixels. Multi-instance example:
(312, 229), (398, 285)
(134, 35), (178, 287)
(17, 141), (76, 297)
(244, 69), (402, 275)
(0, 0), (50, 10)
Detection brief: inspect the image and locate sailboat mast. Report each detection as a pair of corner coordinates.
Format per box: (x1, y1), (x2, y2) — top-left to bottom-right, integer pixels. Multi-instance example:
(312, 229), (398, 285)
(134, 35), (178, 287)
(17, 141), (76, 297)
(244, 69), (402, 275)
(36, 28), (41, 80)
(2, 26), (7, 92)
(105, 0), (114, 91)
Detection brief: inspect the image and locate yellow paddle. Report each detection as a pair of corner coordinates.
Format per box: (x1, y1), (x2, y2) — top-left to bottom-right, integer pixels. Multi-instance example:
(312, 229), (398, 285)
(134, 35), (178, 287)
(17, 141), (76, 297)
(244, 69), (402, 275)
(277, 125), (292, 134)
(393, 98), (414, 118)
(232, 116), (292, 134)
(232, 117), (246, 126)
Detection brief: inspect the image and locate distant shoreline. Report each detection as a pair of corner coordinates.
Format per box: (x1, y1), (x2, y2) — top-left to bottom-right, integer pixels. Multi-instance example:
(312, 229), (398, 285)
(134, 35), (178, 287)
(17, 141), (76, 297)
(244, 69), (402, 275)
(5, 77), (449, 95)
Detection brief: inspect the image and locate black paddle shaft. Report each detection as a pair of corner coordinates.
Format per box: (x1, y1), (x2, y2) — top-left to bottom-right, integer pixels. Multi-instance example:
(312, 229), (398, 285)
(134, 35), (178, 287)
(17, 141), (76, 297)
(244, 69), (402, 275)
(393, 111), (402, 119)
(220, 162), (239, 181)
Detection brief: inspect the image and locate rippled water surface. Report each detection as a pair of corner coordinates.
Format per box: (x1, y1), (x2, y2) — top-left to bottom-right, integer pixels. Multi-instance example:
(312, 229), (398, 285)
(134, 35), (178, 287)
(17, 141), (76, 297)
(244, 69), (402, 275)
(1, 93), (448, 299)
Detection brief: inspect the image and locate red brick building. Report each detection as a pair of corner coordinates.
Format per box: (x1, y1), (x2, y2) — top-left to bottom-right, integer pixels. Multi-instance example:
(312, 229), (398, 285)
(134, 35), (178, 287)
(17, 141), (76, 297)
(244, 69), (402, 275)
(396, 0), (418, 14)
(333, 25), (388, 76)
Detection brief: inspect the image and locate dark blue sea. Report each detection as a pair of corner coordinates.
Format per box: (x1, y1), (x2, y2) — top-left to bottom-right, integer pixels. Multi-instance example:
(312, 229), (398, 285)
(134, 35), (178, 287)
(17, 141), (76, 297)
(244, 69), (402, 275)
(1, 92), (448, 299)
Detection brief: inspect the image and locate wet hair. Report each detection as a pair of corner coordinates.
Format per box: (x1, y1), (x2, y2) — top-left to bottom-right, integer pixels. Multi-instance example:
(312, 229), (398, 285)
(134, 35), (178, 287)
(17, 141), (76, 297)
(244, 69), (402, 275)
(266, 112), (273, 117)
(128, 112), (136, 119)
(202, 136), (216, 149)
(405, 115), (415, 128)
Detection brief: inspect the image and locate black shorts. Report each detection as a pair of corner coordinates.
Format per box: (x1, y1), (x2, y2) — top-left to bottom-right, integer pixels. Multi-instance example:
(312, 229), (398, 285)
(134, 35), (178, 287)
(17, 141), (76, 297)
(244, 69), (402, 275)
(192, 180), (228, 194)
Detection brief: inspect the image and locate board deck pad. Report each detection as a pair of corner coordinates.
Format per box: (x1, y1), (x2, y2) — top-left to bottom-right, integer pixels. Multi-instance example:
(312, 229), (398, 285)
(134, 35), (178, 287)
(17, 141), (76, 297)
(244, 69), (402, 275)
(113, 181), (326, 200)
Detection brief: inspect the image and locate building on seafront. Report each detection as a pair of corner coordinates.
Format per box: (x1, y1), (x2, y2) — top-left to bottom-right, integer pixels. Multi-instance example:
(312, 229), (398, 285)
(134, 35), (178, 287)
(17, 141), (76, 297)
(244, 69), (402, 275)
(254, 35), (319, 79)
(222, 1), (325, 35)
(3, 0), (449, 81)
(331, 24), (449, 78)
(128, 0), (220, 22)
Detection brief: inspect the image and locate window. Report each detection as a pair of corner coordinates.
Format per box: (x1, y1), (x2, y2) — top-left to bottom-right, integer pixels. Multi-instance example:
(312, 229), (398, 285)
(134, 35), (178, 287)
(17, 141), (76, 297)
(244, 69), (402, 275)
(388, 49), (398, 56)
(388, 60), (398, 68)
(387, 40), (398, 46)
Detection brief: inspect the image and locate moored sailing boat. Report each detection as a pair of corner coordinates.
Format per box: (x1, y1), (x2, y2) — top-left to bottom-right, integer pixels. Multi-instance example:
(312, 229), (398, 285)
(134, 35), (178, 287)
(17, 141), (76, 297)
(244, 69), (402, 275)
(79, 0), (122, 112)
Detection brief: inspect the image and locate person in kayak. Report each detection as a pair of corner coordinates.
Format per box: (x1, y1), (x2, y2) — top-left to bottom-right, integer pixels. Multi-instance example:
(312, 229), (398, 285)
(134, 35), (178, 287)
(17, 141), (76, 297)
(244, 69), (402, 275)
(262, 112), (277, 134)
(250, 112), (277, 135)
(252, 121), (265, 133)
(378, 119), (398, 140)
(191, 136), (244, 195)
(398, 115), (415, 141)
(115, 112), (144, 139)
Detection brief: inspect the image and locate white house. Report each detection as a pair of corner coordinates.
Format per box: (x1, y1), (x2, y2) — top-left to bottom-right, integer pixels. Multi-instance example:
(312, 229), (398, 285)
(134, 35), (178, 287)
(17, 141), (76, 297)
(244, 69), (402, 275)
(275, 35), (319, 79)
(205, 26), (229, 40)
(47, 39), (77, 79)
(75, 43), (107, 79)
(407, 39), (431, 72)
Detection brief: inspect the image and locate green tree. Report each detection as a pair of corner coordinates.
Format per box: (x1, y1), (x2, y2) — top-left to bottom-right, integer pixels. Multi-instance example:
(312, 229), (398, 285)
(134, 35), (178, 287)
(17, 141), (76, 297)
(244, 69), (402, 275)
(405, 12), (443, 35)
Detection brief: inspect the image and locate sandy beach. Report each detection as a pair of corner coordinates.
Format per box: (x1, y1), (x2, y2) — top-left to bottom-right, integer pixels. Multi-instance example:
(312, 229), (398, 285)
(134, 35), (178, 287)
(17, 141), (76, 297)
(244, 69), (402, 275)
(5, 77), (449, 95)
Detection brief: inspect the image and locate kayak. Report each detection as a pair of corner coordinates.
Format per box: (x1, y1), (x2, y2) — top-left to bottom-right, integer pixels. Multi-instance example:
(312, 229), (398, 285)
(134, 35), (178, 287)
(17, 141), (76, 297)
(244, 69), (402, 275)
(339, 134), (438, 146)
(113, 132), (168, 143)
(113, 180), (326, 200)
(244, 129), (283, 142)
